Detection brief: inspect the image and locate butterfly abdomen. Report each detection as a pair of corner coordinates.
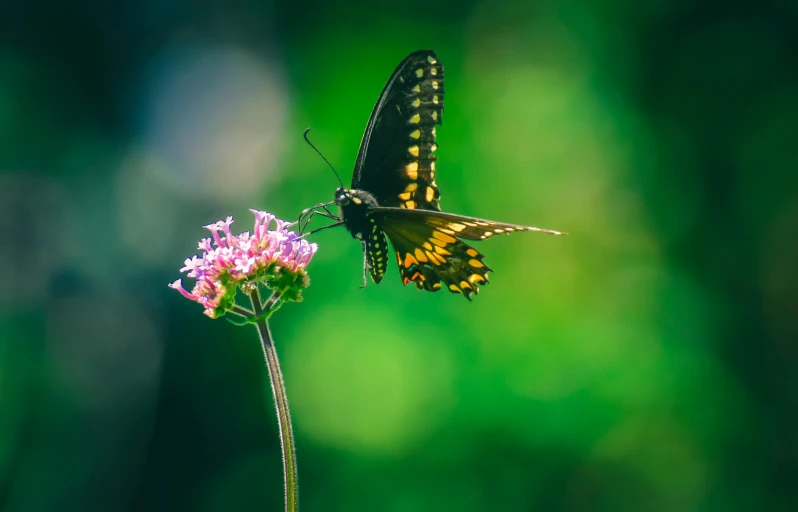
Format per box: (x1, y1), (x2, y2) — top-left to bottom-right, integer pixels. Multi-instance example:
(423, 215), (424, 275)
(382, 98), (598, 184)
(333, 187), (391, 283)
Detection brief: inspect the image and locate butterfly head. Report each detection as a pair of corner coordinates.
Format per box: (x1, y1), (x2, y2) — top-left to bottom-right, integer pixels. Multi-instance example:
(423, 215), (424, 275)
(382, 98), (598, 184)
(334, 188), (378, 209)
(334, 187), (351, 206)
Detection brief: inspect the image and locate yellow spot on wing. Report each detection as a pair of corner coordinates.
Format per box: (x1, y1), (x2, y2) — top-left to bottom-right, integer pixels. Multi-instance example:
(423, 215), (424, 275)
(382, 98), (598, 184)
(431, 68), (438, 76)
(405, 200), (416, 209)
(398, 192), (411, 200)
(422, 241), (433, 250)
(433, 245), (451, 256)
(448, 284), (461, 293)
(425, 251), (441, 265)
(414, 248), (428, 262)
(409, 113), (421, 124)
(469, 259), (484, 268)
(468, 274), (485, 284)
(432, 95), (440, 104)
(403, 253), (418, 267)
(411, 98), (421, 108)
(431, 111), (438, 121)
(448, 223), (466, 232)
(427, 55), (437, 64)
(466, 248), (479, 257)
(410, 129), (421, 139)
(415, 68), (424, 78)
(406, 183), (418, 192)
(408, 145), (419, 157)
(432, 282), (442, 290)
(432, 231), (456, 243)
(425, 187), (435, 202)
(412, 84), (421, 93)
(405, 162), (418, 179)
(432, 81), (439, 89)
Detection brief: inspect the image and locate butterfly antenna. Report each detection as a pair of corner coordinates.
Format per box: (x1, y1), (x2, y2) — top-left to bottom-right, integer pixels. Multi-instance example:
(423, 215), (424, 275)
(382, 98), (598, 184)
(303, 128), (344, 188)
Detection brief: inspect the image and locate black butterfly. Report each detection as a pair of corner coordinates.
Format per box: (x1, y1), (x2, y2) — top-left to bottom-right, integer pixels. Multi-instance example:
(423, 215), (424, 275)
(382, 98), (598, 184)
(300, 50), (565, 300)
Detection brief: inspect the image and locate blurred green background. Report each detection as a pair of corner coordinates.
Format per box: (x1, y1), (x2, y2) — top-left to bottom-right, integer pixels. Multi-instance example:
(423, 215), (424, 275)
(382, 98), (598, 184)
(2, 1), (797, 511)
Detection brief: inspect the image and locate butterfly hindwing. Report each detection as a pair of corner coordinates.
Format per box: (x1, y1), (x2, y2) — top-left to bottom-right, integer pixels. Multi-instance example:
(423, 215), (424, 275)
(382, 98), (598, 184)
(352, 50), (444, 211)
(385, 223), (489, 301)
(369, 207), (565, 300)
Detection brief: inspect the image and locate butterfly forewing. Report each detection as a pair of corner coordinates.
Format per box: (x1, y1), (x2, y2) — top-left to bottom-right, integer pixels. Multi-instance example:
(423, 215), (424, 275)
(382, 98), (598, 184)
(386, 208), (567, 239)
(352, 50), (444, 211)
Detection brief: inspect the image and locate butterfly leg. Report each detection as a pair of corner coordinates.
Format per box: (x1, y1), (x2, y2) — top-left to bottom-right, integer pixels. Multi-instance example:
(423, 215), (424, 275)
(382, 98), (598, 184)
(299, 206), (340, 234)
(297, 201), (337, 233)
(298, 207), (320, 233)
(301, 210), (338, 234)
(297, 221), (344, 239)
(360, 241), (368, 289)
(297, 204), (319, 230)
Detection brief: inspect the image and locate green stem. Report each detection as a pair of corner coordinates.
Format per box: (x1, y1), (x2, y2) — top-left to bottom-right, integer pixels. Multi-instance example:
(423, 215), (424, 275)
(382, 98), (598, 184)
(250, 289), (298, 512)
(230, 305), (255, 318)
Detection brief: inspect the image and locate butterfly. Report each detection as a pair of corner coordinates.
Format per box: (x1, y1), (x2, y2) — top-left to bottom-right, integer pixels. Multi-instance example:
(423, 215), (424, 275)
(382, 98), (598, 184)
(299, 50), (565, 300)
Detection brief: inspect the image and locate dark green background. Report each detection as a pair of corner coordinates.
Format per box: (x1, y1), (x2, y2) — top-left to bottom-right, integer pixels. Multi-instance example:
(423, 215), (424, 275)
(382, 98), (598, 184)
(2, 1), (797, 511)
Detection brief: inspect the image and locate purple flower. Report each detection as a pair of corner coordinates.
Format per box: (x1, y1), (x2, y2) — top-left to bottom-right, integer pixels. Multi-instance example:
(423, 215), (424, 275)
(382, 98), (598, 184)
(170, 210), (318, 318)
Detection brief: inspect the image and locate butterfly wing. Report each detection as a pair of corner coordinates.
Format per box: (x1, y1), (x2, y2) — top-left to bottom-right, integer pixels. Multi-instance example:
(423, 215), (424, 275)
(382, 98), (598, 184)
(369, 207), (565, 300)
(352, 50), (444, 211)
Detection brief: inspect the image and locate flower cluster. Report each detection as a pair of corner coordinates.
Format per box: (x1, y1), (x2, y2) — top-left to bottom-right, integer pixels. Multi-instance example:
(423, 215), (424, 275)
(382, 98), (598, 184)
(169, 210), (318, 318)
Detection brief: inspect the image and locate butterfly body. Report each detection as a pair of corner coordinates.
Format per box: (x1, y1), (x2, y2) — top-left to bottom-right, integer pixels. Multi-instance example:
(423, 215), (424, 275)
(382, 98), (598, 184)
(313, 50), (565, 300)
(335, 187), (378, 240)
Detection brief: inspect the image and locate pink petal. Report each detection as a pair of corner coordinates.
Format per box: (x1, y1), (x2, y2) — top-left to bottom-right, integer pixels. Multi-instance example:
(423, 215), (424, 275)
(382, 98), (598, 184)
(169, 279), (199, 300)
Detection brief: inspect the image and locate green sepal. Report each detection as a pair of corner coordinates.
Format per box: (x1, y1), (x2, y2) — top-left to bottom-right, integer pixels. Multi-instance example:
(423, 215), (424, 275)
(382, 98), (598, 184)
(224, 303), (277, 326)
(225, 314), (251, 326)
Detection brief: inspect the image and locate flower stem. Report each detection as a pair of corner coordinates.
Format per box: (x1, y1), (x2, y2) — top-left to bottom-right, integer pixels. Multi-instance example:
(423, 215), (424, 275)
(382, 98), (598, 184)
(250, 289), (298, 512)
(230, 305), (255, 318)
